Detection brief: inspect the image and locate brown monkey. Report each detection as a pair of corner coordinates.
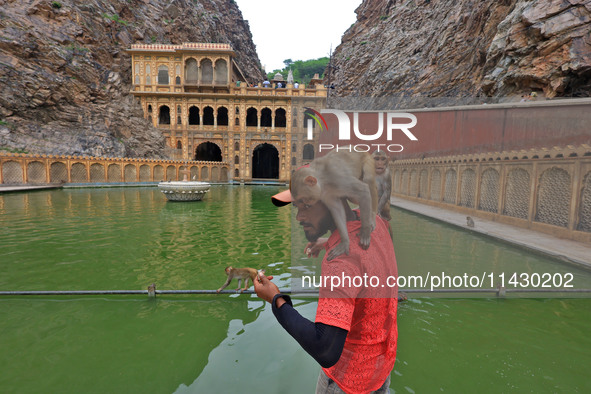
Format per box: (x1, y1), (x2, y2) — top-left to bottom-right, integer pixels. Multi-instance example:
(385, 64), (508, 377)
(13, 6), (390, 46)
(291, 150), (378, 260)
(217, 267), (264, 293)
(372, 150), (392, 221)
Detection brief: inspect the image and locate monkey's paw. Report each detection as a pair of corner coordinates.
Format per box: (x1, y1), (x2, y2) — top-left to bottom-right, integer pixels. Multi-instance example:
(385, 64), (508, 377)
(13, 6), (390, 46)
(359, 228), (372, 250)
(327, 242), (349, 260)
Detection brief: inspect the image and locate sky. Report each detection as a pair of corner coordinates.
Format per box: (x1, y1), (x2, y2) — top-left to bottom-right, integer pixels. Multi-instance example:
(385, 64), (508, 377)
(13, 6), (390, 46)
(233, 0), (362, 72)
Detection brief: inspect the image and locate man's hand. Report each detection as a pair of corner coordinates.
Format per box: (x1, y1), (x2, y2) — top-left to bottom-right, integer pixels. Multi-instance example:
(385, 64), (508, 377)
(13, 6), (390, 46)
(253, 272), (280, 304)
(305, 237), (328, 258)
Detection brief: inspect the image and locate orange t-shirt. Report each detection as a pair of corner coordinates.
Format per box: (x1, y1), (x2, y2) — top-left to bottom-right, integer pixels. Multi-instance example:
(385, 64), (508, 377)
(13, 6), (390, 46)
(315, 215), (398, 394)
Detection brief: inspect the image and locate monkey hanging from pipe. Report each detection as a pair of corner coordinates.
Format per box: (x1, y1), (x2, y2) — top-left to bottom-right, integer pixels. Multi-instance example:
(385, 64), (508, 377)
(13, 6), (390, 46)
(291, 150), (378, 260)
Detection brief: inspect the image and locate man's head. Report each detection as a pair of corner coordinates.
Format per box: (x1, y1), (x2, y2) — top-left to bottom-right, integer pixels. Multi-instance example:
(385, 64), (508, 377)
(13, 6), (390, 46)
(271, 167), (334, 242)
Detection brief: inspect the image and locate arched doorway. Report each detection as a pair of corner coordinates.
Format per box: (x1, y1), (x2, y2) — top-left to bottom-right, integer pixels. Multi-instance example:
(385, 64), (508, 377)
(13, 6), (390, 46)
(252, 143), (279, 179)
(195, 142), (222, 161)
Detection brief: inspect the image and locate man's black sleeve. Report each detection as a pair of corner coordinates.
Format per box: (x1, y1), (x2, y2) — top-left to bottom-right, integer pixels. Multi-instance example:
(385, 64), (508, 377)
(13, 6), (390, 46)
(271, 294), (347, 368)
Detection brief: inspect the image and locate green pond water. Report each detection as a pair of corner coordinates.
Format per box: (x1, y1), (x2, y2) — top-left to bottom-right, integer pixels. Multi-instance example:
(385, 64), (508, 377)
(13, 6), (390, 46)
(1, 186), (590, 393)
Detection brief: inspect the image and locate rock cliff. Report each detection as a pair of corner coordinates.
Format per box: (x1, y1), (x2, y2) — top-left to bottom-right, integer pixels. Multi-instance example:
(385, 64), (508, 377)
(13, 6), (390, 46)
(329, 0), (591, 104)
(0, 0), (264, 158)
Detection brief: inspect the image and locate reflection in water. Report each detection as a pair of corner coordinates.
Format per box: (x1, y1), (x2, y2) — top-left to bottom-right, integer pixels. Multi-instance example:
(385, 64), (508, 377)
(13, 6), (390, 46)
(0, 187), (291, 291)
(1, 187), (590, 393)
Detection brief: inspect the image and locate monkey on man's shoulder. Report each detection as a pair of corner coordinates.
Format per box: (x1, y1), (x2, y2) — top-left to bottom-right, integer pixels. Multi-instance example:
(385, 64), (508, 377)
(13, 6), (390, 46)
(291, 150), (378, 260)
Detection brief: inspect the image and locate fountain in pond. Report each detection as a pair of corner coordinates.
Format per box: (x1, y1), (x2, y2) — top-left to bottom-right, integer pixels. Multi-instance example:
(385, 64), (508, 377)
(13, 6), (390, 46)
(158, 165), (210, 201)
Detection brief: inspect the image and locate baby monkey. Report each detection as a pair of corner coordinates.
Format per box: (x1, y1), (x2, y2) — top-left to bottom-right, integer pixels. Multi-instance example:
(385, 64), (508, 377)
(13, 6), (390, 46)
(291, 150), (378, 260)
(372, 150), (392, 221)
(217, 266), (265, 293)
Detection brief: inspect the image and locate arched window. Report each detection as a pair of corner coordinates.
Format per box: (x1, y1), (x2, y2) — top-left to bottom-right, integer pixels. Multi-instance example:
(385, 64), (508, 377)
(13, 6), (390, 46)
(201, 59), (213, 84)
(176, 140), (182, 150)
(246, 108), (258, 127)
(292, 143), (297, 153)
(275, 108), (286, 128)
(145, 64), (151, 85)
(235, 141), (240, 151)
(159, 105), (170, 125)
(261, 108), (272, 127)
(175, 76), (181, 85)
(303, 144), (314, 160)
(234, 155), (239, 164)
(188, 106), (200, 125)
(203, 106), (214, 125)
(215, 59), (228, 84)
(157, 65), (169, 85)
(217, 107), (228, 126)
(185, 58), (198, 83)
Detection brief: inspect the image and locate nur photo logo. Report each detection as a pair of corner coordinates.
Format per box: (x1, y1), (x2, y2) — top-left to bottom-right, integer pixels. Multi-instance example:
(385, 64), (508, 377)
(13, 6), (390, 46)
(305, 108), (419, 153)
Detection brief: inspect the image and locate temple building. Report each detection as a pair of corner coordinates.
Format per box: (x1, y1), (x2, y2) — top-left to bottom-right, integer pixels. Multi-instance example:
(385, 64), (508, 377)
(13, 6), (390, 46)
(127, 43), (326, 182)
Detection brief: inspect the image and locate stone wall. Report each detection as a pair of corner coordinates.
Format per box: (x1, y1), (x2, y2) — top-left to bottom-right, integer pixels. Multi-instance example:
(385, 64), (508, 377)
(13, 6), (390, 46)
(391, 148), (591, 243)
(0, 153), (230, 185)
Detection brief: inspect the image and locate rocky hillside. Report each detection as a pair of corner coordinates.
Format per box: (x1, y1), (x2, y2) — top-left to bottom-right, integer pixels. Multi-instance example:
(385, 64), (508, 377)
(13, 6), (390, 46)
(0, 0), (264, 158)
(329, 0), (591, 103)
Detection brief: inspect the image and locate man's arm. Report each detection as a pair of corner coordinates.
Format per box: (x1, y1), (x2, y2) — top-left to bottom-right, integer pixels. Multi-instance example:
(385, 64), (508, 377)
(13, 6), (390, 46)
(254, 275), (347, 368)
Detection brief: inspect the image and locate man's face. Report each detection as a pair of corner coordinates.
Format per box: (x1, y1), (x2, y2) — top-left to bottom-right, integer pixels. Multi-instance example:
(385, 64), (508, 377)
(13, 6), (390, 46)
(293, 197), (333, 242)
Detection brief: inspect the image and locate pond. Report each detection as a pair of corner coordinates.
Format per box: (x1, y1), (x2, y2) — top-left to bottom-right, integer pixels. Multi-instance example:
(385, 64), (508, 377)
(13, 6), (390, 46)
(1, 186), (590, 393)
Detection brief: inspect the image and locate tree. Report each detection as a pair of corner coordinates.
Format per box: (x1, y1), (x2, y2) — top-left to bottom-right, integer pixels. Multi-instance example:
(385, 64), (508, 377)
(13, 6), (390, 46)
(267, 57), (330, 85)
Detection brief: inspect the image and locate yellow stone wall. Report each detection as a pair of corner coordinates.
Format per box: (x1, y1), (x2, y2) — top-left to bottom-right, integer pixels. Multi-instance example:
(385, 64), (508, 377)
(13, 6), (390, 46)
(391, 146), (591, 243)
(0, 153), (229, 184)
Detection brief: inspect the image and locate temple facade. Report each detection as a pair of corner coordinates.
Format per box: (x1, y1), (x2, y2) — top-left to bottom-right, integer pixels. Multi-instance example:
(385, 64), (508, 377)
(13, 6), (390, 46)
(127, 43), (326, 182)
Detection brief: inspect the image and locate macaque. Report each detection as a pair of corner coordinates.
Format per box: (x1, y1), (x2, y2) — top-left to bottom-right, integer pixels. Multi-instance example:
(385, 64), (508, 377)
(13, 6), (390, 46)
(217, 267), (265, 293)
(291, 150), (378, 260)
(466, 216), (475, 228)
(372, 151), (392, 221)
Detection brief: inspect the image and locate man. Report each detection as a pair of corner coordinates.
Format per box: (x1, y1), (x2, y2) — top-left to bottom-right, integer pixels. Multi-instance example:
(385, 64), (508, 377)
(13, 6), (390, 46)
(254, 181), (398, 393)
